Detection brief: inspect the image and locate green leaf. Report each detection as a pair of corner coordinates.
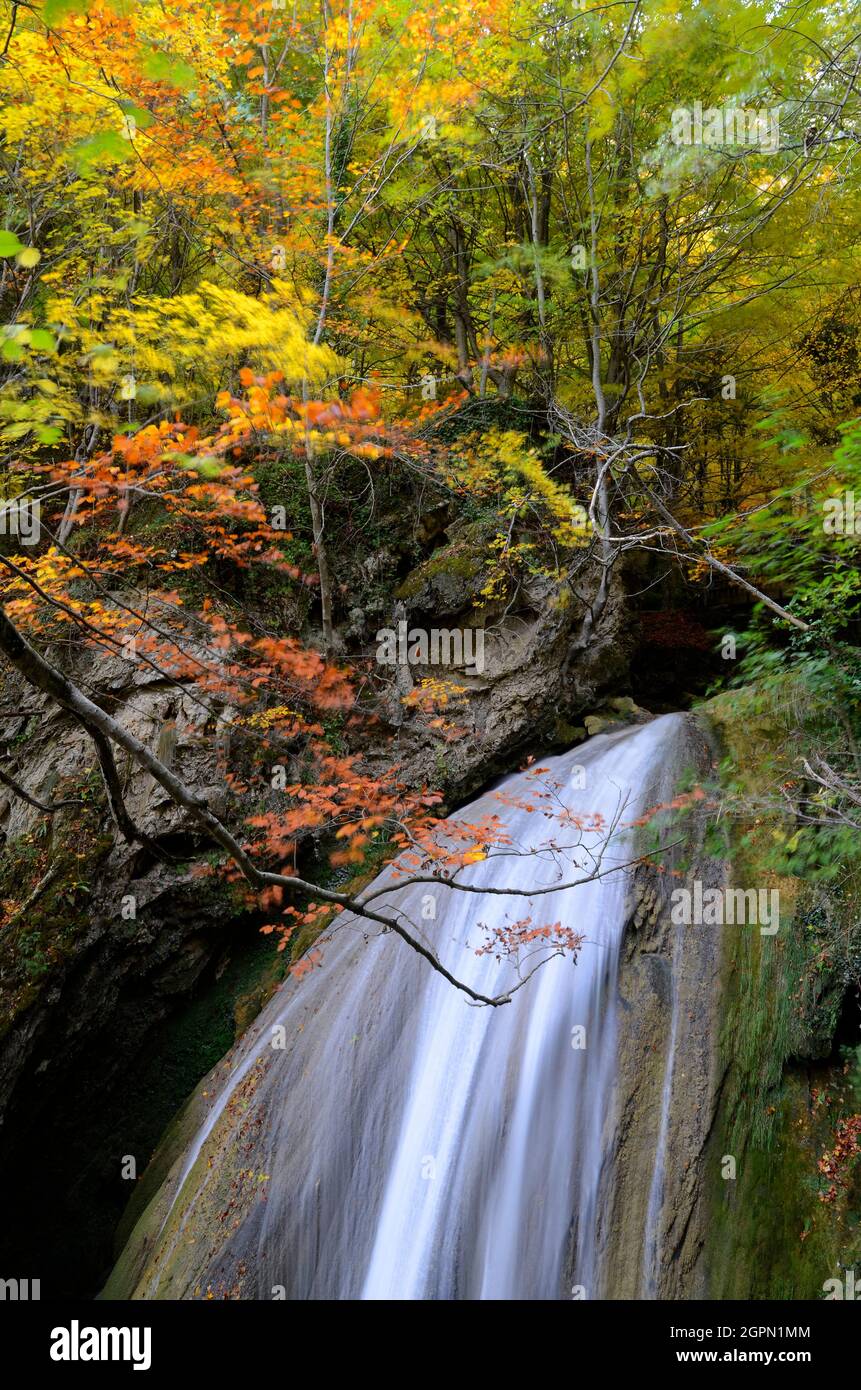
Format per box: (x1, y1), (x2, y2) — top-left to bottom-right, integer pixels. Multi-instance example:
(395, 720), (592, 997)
(142, 49), (196, 91)
(118, 101), (156, 130)
(173, 453), (224, 479)
(29, 330), (56, 351)
(0, 231), (23, 257)
(133, 382), (162, 405)
(69, 129), (135, 172)
(43, 0), (90, 25)
(35, 425), (63, 445)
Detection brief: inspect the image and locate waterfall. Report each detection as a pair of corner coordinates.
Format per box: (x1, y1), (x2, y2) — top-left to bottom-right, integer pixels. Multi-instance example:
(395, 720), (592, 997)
(111, 713), (694, 1301)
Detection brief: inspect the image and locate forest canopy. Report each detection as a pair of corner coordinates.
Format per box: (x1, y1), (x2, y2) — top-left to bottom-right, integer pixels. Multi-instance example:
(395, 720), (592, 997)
(1, 0), (861, 995)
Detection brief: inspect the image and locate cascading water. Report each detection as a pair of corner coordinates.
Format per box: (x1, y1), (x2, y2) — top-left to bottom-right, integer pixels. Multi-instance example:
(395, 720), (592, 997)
(109, 713), (695, 1301)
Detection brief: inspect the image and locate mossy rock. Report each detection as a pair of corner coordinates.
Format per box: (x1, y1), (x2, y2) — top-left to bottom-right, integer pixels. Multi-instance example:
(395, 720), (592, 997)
(607, 696), (650, 718)
(553, 719), (586, 745)
(583, 713), (622, 736)
(395, 541), (484, 609)
(581, 699), (651, 738)
(697, 679), (861, 1297)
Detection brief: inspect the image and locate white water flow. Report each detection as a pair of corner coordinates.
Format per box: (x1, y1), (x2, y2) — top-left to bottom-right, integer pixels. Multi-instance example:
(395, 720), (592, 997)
(141, 713), (690, 1301)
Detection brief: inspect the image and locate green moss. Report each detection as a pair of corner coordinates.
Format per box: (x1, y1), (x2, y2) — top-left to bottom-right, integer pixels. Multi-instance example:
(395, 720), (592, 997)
(111, 923), (287, 1248)
(707, 1065), (861, 1299)
(700, 682), (861, 1298)
(395, 541), (483, 600)
(552, 719), (586, 745)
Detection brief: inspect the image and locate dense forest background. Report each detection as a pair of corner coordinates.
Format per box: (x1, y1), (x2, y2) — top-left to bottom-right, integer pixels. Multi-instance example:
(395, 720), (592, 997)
(0, 0), (860, 1300)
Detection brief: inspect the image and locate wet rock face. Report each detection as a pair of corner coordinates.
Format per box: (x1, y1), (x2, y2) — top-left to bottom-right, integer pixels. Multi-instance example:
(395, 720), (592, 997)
(599, 716), (725, 1300)
(0, 621), (237, 1108)
(365, 558), (634, 800)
